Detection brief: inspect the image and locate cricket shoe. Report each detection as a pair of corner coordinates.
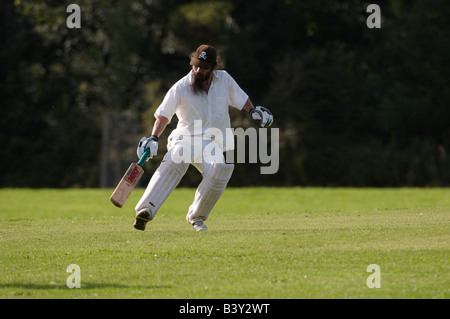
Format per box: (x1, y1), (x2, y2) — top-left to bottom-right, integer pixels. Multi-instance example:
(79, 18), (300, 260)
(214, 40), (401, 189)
(134, 208), (154, 231)
(191, 219), (208, 232)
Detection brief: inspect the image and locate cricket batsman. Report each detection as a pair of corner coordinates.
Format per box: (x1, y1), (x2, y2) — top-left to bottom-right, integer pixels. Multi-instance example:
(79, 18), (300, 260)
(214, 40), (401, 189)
(134, 44), (274, 231)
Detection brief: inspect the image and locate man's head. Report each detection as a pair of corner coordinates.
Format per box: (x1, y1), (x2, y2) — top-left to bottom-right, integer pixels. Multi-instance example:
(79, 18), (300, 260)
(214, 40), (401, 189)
(190, 44), (218, 70)
(190, 44), (222, 94)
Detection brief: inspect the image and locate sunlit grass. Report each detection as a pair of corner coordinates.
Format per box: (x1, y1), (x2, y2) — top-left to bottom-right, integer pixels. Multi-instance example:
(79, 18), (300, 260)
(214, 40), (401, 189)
(0, 188), (449, 298)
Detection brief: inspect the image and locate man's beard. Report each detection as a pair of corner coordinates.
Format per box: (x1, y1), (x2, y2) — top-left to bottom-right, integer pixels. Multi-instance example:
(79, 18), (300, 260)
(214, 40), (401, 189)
(191, 69), (213, 95)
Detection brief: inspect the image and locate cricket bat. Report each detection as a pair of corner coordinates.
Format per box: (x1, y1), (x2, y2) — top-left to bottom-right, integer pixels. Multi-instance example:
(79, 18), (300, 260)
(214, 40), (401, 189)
(110, 148), (150, 208)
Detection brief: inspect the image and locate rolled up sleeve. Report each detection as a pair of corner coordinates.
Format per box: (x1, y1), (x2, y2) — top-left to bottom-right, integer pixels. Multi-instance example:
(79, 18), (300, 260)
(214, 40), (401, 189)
(226, 72), (249, 111)
(155, 85), (179, 122)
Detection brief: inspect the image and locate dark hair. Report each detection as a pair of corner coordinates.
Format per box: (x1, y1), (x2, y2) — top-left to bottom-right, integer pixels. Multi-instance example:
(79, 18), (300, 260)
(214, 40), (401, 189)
(214, 50), (225, 69)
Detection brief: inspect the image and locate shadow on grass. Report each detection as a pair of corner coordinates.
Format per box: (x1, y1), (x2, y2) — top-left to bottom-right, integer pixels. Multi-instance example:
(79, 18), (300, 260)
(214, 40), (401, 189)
(0, 283), (172, 290)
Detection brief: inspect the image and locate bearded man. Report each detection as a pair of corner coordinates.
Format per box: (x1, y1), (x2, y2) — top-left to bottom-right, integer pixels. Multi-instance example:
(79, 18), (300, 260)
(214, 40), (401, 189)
(134, 44), (273, 231)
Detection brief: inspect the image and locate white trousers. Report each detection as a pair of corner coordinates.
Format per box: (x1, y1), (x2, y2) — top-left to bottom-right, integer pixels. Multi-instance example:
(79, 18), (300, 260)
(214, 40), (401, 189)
(135, 138), (234, 223)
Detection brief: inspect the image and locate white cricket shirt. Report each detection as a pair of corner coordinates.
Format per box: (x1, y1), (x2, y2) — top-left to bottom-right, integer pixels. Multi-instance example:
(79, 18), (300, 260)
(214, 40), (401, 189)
(155, 70), (249, 151)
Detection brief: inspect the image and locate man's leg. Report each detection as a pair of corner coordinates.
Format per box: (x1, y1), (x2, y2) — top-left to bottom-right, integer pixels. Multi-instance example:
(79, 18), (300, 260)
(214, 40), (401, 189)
(186, 161), (234, 231)
(134, 148), (189, 230)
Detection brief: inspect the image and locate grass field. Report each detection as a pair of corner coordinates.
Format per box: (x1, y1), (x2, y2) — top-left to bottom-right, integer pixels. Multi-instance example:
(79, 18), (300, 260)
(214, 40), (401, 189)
(0, 187), (449, 299)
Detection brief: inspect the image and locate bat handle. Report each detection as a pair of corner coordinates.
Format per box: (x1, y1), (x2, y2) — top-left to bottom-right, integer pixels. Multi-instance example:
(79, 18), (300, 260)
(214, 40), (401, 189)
(138, 148), (151, 166)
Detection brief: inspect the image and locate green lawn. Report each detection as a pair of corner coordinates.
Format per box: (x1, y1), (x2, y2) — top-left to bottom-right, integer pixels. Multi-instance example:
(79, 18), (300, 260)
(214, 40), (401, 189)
(0, 187), (448, 299)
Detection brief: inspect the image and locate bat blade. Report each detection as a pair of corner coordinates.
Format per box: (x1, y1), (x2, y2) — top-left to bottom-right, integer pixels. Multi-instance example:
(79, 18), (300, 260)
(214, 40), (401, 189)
(110, 162), (145, 208)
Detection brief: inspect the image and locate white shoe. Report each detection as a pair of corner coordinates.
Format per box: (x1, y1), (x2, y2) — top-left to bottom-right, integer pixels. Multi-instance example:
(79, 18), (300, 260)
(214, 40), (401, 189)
(192, 219), (207, 231)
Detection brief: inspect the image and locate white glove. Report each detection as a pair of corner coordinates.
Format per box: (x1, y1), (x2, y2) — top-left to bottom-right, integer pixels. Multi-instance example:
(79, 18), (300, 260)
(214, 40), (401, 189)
(137, 135), (158, 161)
(250, 106), (274, 128)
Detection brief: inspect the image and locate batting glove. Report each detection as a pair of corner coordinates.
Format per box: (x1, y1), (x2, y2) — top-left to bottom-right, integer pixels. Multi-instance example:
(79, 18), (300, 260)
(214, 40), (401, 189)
(137, 135), (158, 161)
(250, 106), (274, 128)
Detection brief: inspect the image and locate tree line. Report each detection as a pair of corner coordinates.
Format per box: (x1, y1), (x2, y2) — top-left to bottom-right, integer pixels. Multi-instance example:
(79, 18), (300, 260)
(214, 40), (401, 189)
(1, 0), (449, 187)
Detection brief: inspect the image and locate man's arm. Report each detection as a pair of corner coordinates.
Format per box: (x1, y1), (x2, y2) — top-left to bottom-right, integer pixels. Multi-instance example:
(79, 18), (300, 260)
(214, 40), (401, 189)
(137, 115), (170, 160)
(151, 115), (170, 138)
(242, 98), (255, 113)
